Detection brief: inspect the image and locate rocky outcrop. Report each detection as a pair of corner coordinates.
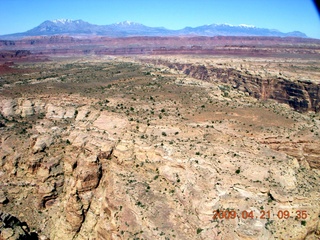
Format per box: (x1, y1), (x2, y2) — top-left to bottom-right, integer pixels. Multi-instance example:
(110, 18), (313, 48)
(0, 98), (46, 119)
(262, 140), (320, 169)
(31, 135), (54, 154)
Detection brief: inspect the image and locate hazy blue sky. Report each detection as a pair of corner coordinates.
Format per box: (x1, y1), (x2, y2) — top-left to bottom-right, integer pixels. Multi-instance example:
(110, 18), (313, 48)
(1, 0), (319, 38)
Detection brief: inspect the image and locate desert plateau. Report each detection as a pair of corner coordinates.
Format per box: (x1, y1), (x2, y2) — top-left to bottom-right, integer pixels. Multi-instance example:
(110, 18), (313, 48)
(0, 29), (319, 240)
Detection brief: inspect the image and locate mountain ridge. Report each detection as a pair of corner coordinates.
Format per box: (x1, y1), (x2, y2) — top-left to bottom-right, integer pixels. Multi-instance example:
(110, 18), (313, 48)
(0, 19), (308, 39)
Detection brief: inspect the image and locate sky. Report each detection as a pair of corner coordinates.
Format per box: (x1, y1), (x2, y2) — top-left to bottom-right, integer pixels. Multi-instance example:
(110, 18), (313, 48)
(1, 0), (319, 38)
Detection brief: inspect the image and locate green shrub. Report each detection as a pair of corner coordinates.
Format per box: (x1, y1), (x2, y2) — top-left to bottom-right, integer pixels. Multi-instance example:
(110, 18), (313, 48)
(197, 228), (203, 234)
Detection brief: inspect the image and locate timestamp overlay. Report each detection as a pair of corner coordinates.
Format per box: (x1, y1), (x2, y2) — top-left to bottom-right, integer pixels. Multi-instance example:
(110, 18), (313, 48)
(212, 209), (308, 220)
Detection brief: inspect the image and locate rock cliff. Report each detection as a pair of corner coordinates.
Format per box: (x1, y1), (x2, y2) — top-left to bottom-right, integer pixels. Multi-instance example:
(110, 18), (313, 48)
(142, 58), (320, 112)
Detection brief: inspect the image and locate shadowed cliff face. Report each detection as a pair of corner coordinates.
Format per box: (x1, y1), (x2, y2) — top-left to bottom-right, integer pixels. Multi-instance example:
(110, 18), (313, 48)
(0, 50), (31, 60)
(0, 211), (38, 239)
(147, 60), (320, 112)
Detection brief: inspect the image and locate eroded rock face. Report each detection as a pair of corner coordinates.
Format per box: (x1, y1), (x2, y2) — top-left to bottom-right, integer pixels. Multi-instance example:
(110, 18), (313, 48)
(31, 135), (54, 154)
(144, 59), (320, 112)
(1, 99), (17, 118)
(0, 98), (46, 119)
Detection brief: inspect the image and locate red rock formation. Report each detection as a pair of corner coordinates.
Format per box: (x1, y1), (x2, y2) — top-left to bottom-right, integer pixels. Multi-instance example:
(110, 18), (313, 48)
(1, 36), (319, 57)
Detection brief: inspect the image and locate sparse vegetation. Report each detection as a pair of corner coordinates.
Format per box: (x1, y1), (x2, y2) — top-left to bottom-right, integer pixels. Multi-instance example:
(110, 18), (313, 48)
(0, 53), (319, 240)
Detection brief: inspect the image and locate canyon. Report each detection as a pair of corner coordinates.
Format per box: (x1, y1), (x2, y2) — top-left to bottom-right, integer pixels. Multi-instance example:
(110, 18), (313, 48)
(0, 36), (319, 240)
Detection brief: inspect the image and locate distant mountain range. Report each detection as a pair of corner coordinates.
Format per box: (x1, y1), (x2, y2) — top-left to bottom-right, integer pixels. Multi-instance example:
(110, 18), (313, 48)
(0, 19), (308, 39)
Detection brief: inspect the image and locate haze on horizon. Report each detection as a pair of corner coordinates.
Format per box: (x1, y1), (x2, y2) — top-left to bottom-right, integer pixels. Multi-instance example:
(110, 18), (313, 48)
(1, 0), (319, 39)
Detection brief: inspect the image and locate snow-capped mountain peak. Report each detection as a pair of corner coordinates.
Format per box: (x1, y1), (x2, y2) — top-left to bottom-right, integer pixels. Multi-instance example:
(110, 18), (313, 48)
(239, 24), (256, 28)
(1, 19), (307, 38)
(209, 23), (256, 28)
(51, 19), (74, 24)
(114, 21), (143, 26)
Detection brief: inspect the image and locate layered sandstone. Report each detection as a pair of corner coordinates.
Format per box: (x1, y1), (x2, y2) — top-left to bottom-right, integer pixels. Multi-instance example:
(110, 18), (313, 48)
(140, 56), (320, 112)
